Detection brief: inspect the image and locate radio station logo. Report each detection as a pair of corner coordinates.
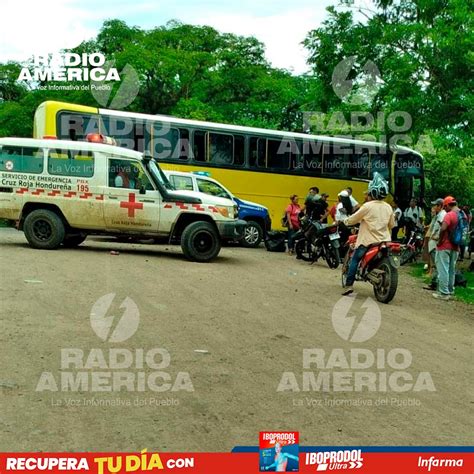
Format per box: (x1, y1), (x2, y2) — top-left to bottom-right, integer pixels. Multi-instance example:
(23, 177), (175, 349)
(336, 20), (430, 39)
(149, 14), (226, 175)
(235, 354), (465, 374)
(90, 293), (139, 343)
(259, 432), (299, 472)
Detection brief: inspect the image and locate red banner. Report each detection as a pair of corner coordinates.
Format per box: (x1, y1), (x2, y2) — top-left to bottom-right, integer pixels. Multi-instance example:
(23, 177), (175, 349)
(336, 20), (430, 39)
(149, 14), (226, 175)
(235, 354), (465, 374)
(0, 451), (472, 474)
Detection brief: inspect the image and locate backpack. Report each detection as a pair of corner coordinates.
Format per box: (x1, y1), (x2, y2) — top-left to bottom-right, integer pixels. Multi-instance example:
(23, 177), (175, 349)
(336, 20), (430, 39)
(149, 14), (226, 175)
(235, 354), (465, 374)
(454, 271), (467, 288)
(450, 210), (469, 246)
(281, 204), (296, 228)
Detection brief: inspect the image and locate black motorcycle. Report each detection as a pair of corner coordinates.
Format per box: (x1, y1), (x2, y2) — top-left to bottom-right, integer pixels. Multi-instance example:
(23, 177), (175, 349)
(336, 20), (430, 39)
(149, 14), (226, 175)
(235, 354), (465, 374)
(294, 216), (341, 268)
(400, 227), (424, 266)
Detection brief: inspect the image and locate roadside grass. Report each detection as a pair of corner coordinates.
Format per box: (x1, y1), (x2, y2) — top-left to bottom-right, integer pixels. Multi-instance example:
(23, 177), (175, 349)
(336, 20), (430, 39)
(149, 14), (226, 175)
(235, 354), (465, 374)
(409, 262), (474, 305)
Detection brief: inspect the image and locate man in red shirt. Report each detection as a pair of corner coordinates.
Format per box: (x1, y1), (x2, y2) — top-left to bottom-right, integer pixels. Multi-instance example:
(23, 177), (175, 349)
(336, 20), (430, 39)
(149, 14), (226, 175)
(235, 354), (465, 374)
(433, 196), (460, 300)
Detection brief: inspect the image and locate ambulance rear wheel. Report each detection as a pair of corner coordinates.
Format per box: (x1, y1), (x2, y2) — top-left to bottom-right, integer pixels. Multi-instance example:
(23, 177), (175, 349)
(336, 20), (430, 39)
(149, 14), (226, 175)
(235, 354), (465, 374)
(181, 221), (221, 262)
(24, 209), (65, 250)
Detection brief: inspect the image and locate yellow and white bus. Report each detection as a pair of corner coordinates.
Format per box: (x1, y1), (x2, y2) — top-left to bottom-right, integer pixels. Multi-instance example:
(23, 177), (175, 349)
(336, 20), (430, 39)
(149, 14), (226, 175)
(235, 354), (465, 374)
(34, 101), (424, 228)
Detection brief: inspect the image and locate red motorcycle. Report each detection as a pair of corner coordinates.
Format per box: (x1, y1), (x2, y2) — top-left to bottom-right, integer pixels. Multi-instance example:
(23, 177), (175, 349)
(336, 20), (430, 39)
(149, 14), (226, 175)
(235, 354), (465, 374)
(341, 234), (402, 303)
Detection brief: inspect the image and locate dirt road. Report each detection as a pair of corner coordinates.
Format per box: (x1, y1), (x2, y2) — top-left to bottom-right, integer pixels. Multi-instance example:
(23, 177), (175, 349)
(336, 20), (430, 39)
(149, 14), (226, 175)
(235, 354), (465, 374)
(0, 228), (472, 451)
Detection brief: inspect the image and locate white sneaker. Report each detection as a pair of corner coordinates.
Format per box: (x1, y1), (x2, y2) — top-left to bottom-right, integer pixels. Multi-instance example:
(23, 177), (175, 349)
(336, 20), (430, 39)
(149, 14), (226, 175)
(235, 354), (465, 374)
(432, 293), (451, 301)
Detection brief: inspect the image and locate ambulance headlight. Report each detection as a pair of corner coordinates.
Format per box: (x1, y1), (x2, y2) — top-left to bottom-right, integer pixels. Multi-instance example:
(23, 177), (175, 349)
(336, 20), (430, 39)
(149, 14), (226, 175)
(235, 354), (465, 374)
(215, 206), (235, 219)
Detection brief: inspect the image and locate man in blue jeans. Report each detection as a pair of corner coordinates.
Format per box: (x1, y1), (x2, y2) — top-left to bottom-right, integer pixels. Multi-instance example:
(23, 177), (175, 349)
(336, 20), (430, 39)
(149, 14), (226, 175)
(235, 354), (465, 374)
(342, 173), (394, 296)
(433, 196), (460, 300)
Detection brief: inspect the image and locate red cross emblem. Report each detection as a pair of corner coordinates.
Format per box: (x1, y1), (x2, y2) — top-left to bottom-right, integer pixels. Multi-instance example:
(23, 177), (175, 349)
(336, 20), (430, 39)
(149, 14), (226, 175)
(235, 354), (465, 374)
(120, 193), (143, 218)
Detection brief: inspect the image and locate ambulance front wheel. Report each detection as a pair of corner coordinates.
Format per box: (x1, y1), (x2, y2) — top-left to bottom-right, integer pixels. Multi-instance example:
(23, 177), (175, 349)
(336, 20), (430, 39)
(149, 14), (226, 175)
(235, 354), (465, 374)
(181, 221), (221, 262)
(24, 209), (66, 250)
(63, 233), (87, 247)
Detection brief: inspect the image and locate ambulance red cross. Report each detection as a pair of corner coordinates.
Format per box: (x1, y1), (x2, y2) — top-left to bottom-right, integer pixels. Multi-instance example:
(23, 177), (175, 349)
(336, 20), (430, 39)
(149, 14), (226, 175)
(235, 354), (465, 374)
(0, 135), (246, 262)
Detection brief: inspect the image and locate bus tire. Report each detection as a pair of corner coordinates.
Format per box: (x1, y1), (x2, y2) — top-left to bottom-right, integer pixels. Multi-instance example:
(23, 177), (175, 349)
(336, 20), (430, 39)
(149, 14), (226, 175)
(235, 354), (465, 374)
(181, 221), (221, 262)
(241, 220), (263, 248)
(24, 209), (65, 250)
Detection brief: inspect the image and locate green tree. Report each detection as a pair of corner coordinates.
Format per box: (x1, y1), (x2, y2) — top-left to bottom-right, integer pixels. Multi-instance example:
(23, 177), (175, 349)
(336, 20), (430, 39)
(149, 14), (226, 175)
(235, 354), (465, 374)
(303, 0), (474, 206)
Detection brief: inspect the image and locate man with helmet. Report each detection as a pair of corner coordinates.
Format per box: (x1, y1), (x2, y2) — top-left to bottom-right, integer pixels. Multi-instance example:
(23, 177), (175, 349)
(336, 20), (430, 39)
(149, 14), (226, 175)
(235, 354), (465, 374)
(341, 173), (395, 295)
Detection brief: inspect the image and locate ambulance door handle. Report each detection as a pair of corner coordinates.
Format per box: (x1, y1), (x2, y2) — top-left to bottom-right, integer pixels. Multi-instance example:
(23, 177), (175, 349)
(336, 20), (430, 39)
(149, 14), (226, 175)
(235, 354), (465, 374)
(108, 196), (118, 200)
(139, 199), (155, 203)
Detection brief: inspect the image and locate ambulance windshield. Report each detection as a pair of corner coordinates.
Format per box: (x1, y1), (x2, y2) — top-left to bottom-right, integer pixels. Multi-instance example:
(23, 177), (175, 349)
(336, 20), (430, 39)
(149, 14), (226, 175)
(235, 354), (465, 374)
(148, 160), (174, 191)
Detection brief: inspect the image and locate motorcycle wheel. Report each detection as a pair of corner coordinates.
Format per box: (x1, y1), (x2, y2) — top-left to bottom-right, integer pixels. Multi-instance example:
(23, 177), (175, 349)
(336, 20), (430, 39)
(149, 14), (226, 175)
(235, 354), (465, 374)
(325, 243), (340, 269)
(373, 257), (398, 304)
(400, 246), (414, 266)
(295, 238), (314, 262)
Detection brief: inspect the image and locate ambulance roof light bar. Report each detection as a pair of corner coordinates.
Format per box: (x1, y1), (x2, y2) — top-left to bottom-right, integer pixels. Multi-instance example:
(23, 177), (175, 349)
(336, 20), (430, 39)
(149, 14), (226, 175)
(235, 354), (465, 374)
(86, 133), (117, 146)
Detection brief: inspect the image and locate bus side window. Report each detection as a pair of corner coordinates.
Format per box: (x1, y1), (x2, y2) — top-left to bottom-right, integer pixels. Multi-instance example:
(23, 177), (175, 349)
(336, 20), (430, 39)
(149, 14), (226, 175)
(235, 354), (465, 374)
(302, 140), (323, 175)
(267, 139), (290, 170)
(57, 112), (100, 141)
(102, 116), (134, 150)
(370, 152), (390, 180)
(193, 130), (207, 162)
(209, 133), (233, 165)
(133, 122), (150, 153)
(234, 135), (245, 166)
(249, 137), (266, 168)
(0, 146), (43, 173)
(323, 143), (347, 177)
(349, 149), (369, 178)
(152, 123), (179, 160)
(289, 139), (301, 170)
(175, 128), (190, 160)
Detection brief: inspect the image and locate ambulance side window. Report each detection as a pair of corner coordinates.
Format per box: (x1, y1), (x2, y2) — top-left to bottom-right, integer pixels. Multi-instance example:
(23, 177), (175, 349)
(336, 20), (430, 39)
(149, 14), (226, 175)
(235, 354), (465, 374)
(48, 149), (94, 177)
(0, 146), (43, 173)
(168, 175), (194, 191)
(109, 159), (153, 191)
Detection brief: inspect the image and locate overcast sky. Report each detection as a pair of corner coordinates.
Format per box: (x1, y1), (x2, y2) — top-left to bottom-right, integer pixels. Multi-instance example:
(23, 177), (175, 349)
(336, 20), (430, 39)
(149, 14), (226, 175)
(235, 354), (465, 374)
(1, 0), (345, 73)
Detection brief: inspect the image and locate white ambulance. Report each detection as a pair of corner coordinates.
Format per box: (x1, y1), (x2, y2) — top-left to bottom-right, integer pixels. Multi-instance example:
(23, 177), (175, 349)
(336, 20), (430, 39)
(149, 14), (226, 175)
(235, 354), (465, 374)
(0, 135), (246, 262)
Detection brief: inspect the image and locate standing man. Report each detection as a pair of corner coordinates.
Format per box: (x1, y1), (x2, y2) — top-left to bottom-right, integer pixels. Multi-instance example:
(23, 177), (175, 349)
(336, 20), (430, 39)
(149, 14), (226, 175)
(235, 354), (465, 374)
(426, 198), (446, 290)
(346, 187), (360, 212)
(391, 200), (402, 241)
(403, 198), (424, 234)
(433, 196), (460, 300)
(318, 192), (330, 223)
(304, 186), (320, 218)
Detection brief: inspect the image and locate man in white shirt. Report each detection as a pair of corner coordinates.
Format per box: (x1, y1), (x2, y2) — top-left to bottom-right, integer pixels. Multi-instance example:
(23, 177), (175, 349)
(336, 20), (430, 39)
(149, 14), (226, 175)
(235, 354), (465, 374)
(425, 198), (447, 289)
(391, 200), (402, 241)
(403, 198), (424, 231)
